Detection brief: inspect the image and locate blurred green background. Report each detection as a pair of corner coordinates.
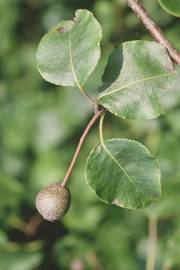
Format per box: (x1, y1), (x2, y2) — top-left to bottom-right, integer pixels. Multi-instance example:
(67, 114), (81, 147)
(0, 0), (180, 269)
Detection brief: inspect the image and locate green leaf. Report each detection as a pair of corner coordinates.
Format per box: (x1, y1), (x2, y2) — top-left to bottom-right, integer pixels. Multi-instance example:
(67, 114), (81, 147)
(159, 0), (180, 17)
(0, 172), (24, 210)
(98, 41), (175, 120)
(0, 246), (42, 270)
(85, 139), (161, 209)
(36, 9), (102, 87)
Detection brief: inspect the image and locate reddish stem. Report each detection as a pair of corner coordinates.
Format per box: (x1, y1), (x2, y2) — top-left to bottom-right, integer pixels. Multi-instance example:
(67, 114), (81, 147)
(127, 0), (180, 64)
(61, 108), (104, 187)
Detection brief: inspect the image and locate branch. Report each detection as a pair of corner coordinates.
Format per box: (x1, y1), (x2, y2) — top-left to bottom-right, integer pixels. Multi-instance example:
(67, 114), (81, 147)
(127, 0), (180, 64)
(146, 216), (158, 270)
(61, 108), (104, 187)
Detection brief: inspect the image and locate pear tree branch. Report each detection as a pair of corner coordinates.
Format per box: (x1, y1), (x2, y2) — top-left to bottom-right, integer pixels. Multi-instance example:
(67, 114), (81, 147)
(127, 0), (180, 64)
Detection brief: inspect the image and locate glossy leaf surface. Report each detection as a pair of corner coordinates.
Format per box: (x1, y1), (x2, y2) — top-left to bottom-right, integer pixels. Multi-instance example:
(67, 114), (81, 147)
(85, 139), (161, 209)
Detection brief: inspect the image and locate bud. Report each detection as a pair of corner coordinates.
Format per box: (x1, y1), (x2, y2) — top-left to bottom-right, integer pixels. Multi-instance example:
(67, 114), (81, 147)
(36, 183), (71, 222)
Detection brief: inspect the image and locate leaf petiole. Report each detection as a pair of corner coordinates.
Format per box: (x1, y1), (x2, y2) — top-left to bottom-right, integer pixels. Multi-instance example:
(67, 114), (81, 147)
(77, 84), (97, 108)
(99, 111), (106, 146)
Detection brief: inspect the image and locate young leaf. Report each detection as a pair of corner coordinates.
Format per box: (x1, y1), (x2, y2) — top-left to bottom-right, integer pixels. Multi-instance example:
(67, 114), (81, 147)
(36, 9), (102, 87)
(98, 41), (175, 120)
(85, 139), (161, 210)
(159, 0), (180, 17)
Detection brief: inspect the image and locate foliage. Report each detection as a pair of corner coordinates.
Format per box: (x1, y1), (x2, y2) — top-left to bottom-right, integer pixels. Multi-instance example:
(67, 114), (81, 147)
(159, 0), (180, 18)
(98, 41), (176, 120)
(36, 9), (178, 211)
(85, 138), (161, 209)
(0, 0), (180, 269)
(36, 9), (102, 87)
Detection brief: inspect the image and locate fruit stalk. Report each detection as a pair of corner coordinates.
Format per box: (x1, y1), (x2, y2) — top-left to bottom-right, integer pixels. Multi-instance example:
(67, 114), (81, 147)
(61, 107), (104, 187)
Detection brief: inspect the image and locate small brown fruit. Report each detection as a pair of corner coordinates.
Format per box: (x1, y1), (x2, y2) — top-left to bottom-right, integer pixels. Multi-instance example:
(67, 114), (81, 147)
(36, 183), (71, 222)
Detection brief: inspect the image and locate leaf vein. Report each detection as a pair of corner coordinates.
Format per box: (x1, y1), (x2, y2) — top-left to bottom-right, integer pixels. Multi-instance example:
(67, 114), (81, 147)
(100, 140), (145, 196)
(99, 72), (175, 98)
(69, 31), (82, 90)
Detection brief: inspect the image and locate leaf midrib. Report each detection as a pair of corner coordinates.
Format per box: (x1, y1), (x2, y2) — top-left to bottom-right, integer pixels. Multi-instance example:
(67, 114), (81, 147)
(69, 31), (82, 89)
(100, 140), (145, 196)
(99, 72), (175, 99)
